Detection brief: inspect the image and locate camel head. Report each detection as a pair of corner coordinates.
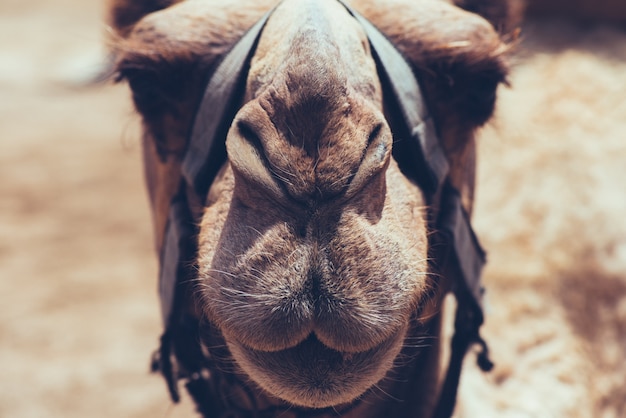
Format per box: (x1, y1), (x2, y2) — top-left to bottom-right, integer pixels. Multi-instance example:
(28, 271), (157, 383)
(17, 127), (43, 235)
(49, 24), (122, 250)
(111, 0), (508, 413)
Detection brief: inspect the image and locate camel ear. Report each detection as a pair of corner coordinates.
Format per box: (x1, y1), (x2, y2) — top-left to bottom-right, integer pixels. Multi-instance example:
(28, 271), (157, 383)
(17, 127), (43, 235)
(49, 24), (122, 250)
(384, 2), (511, 150)
(107, 0), (182, 36)
(401, 6), (510, 132)
(419, 48), (509, 131)
(111, 1), (265, 160)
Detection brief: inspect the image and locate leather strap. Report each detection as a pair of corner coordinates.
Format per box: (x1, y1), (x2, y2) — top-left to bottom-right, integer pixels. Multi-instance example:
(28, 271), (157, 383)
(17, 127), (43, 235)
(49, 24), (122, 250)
(159, 187), (195, 328)
(437, 183), (487, 310)
(432, 184), (492, 418)
(182, 11), (274, 199)
(337, 4), (492, 417)
(155, 7), (276, 406)
(345, 8), (449, 197)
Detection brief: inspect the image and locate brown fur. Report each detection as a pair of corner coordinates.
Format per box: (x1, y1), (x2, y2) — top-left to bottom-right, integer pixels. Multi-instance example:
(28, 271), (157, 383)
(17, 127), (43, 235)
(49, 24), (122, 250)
(110, 0), (509, 415)
(108, 0), (183, 36)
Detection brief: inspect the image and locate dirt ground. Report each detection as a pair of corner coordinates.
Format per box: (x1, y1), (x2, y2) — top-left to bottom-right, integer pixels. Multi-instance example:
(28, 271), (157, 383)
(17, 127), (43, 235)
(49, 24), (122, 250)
(1, 1), (624, 417)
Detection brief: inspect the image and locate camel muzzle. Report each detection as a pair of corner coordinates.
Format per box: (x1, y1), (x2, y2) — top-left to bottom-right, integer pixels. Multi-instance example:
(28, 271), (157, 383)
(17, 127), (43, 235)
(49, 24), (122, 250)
(153, 2), (493, 417)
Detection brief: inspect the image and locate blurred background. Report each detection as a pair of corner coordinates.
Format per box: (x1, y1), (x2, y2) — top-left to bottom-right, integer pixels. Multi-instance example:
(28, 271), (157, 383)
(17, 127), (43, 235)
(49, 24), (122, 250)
(0, 0), (624, 417)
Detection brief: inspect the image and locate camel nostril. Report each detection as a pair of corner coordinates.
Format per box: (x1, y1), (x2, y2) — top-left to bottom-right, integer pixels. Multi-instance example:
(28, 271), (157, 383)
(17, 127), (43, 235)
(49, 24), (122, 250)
(367, 123), (383, 145)
(237, 120), (264, 152)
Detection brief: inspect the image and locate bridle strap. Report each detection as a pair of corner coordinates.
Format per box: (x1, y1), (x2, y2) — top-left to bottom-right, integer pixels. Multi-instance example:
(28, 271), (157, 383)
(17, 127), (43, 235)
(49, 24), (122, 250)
(338, 4), (492, 417)
(344, 7), (449, 197)
(155, 7), (277, 405)
(431, 184), (492, 418)
(160, 5), (276, 331)
(182, 9), (276, 199)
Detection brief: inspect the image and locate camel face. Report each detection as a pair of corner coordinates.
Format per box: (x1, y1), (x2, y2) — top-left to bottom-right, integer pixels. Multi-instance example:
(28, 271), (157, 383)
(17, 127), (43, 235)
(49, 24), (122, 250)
(196, 1), (429, 407)
(112, 0), (508, 413)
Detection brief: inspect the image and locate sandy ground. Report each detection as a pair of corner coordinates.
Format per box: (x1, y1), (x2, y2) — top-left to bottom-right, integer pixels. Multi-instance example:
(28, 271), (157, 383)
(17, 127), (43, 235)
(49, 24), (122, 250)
(463, 19), (626, 418)
(0, 1), (624, 417)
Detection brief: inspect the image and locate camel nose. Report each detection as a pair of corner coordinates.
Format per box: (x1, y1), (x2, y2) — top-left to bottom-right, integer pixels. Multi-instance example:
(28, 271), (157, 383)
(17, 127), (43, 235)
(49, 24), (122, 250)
(226, 117), (289, 206)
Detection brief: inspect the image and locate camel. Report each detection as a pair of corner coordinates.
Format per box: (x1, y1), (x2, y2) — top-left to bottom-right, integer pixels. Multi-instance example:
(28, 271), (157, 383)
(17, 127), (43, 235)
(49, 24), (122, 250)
(109, 0), (510, 416)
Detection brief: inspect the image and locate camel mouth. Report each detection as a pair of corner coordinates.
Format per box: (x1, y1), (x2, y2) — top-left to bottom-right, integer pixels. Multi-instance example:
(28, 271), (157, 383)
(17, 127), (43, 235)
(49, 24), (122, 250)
(225, 326), (407, 408)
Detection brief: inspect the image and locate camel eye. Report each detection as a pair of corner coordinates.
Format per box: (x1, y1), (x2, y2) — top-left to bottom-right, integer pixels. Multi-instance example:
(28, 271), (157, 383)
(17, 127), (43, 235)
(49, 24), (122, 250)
(115, 59), (200, 159)
(121, 69), (163, 113)
(117, 66), (182, 117)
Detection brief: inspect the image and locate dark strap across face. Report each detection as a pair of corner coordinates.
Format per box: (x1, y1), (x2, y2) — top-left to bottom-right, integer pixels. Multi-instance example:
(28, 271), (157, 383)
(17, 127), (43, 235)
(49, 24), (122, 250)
(182, 11), (276, 200)
(155, 3), (492, 417)
(339, 4), (492, 417)
(340, 3), (488, 333)
(343, 7), (449, 197)
(160, 7), (276, 330)
(155, 7), (276, 403)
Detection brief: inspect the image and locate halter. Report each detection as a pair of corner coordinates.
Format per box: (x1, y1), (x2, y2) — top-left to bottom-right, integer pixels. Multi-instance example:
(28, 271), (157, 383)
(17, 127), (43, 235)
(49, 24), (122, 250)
(152, 3), (493, 417)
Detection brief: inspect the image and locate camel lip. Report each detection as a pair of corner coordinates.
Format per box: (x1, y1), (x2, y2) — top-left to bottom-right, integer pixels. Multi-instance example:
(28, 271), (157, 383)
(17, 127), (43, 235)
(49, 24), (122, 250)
(225, 326), (408, 408)
(227, 333), (367, 371)
(229, 331), (354, 354)
(243, 332), (348, 357)
(229, 329), (398, 357)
